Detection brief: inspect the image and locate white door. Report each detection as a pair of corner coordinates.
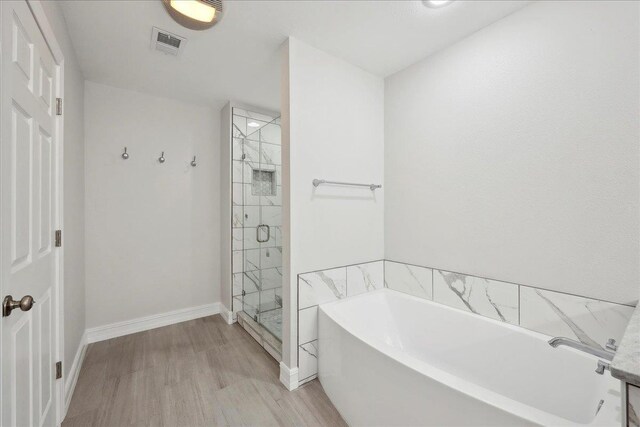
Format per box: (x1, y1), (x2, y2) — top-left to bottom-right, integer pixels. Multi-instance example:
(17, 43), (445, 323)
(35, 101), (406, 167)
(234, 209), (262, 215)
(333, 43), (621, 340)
(1, 1), (60, 426)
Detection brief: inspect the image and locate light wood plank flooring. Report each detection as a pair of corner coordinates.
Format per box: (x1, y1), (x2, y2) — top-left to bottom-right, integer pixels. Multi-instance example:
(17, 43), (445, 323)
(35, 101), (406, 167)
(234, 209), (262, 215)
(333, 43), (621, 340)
(63, 315), (346, 427)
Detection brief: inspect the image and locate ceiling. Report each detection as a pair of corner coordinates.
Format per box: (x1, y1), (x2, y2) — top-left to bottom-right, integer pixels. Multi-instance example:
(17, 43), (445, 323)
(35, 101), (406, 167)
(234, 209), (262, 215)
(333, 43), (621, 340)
(60, 0), (530, 111)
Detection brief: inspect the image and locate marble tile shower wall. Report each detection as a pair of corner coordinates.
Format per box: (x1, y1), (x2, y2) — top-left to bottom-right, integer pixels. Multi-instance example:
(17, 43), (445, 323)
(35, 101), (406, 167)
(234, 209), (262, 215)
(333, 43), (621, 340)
(296, 259), (636, 386)
(231, 109), (282, 317)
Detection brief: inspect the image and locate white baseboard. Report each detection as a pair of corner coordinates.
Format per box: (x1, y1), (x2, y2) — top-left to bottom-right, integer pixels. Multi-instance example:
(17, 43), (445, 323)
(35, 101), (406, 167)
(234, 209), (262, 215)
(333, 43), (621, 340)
(279, 361), (299, 391)
(64, 331), (87, 416)
(85, 302), (221, 344)
(220, 303), (237, 325)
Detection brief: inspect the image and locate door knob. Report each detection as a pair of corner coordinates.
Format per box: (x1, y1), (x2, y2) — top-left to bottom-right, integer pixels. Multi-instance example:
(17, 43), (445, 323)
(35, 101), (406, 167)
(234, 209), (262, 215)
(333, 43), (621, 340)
(2, 295), (35, 317)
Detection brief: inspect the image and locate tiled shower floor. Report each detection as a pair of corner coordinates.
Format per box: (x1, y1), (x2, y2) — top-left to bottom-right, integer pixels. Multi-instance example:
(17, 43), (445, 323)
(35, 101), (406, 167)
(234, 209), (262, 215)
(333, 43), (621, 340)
(260, 308), (282, 341)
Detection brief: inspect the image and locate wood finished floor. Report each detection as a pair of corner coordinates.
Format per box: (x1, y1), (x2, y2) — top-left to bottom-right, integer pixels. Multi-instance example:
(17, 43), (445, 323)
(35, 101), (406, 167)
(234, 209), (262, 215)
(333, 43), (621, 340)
(63, 315), (346, 427)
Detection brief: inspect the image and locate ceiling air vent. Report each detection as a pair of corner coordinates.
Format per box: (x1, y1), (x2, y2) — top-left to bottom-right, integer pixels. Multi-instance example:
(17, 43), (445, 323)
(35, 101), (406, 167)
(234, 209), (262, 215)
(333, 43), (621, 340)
(151, 27), (187, 56)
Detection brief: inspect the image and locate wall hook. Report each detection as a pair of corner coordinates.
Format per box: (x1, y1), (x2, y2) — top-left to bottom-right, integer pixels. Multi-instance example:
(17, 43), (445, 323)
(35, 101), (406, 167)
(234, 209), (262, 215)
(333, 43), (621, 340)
(191, 156), (197, 167)
(121, 147), (129, 160)
(158, 151), (165, 164)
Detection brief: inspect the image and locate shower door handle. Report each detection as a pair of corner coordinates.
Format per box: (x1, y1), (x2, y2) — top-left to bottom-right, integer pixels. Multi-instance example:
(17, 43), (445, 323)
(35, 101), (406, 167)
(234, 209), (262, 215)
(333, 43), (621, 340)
(256, 224), (270, 243)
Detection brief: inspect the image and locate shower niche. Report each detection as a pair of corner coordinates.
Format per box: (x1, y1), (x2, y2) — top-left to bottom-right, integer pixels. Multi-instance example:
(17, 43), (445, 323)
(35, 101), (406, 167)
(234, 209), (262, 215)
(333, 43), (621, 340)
(230, 106), (282, 359)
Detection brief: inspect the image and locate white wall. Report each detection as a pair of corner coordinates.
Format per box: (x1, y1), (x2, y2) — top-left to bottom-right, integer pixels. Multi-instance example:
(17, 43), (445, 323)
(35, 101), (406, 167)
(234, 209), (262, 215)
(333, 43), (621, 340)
(84, 82), (221, 328)
(39, 0), (86, 378)
(283, 38), (385, 368)
(385, 1), (639, 305)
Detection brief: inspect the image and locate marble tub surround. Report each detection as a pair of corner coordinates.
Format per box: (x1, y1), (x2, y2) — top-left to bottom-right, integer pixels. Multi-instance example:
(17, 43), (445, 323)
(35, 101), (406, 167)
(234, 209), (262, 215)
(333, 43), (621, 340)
(299, 341), (319, 382)
(346, 261), (385, 296)
(611, 304), (640, 386)
(384, 261), (433, 300)
(298, 267), (347, 310)
(433, 270), (519, 324)
(519, 287), (635, 349)
(297, 260), (384, 384)
(384, 261), (635, 351)
(294, 258), (635, 388)
(629, 384), (640, 427)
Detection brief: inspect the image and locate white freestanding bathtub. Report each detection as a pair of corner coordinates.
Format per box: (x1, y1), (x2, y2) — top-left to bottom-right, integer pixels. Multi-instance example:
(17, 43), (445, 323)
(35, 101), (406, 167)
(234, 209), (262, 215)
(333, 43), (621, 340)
(318, 289), (622, 426)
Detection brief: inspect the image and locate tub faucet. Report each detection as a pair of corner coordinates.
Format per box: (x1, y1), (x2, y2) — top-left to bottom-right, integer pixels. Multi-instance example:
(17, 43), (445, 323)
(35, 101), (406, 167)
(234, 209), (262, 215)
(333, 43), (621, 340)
(595, 360), (611, 375)
(548, 337), (616, 375)
(548, 337), (616, 361)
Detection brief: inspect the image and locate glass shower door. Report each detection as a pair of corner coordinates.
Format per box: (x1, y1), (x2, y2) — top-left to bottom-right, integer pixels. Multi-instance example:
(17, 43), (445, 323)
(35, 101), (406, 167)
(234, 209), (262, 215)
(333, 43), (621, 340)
(231, 107), (282, 355)
(257, 116), (282, 342)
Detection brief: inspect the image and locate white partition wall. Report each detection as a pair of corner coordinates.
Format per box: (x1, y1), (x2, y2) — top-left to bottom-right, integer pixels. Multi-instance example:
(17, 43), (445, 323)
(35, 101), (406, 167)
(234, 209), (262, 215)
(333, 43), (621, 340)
(281, 37), (385, 387)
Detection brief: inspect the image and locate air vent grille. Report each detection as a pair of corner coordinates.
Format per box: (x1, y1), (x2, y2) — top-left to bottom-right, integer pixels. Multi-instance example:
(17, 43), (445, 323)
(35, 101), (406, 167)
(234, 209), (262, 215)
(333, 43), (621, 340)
(151, 27), (187, 56)
(157, 32), (181, 49)
(202, 0), (223, 13)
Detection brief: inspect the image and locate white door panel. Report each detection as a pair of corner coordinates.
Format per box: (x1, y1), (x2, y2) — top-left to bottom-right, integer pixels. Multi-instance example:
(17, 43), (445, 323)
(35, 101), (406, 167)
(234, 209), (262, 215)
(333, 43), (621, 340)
(1, 1), (60, 426)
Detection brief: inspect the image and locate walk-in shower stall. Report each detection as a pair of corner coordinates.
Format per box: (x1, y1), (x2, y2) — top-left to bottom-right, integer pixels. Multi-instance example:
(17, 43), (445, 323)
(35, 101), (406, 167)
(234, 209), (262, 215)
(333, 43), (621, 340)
(230, 106), (282, 358)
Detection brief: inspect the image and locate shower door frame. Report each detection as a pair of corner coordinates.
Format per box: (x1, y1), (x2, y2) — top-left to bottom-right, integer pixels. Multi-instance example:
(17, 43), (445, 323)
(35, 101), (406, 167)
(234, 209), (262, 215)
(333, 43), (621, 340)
(255, 115), (281, 341)
(228, 102), (282, 359)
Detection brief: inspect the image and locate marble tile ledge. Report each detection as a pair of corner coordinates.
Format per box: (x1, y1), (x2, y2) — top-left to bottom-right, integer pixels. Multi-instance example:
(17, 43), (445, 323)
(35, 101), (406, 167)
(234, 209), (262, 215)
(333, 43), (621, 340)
(611, 304), (640, 386)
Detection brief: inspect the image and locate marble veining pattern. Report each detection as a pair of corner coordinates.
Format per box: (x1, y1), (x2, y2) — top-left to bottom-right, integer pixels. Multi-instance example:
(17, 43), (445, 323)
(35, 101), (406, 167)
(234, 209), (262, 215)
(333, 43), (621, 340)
(243, 267), (282, 292)
(298, 267), (347, 309)
(384, 261), (433, 300)
(232, 207), (244, 228)
(232, 108), (283, 343)
(612, 304), (640, 385)
(242, 141), (281, 166)
(241, 272), (259, 294)
(244, 247), (282, 272)
(295, 259), (636, 389)
(298, 340), (319, 383)
(519, 287), (634, 349)
(629, 384), (640, 427)
(297, 261), (382, 384)
(347, 261), (384, 297)
(434, 270), (519, 324)
(260, 309), (282, 341)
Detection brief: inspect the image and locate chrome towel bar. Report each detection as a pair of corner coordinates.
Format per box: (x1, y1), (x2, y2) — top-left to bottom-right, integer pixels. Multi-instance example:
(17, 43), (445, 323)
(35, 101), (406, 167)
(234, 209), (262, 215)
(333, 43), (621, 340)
(312, 179), (382, 191)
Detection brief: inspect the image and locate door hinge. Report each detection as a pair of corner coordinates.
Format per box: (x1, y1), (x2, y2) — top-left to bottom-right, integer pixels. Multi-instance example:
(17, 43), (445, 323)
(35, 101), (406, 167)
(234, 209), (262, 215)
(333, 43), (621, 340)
(56, 98), (62, 115)
(55, 361), (62, 379)
(55, 230), (62, 247)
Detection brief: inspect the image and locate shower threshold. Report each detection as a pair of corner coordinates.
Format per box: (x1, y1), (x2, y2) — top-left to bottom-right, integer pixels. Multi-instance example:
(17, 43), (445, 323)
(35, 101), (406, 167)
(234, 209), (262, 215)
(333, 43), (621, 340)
(237, 310), (282, 362)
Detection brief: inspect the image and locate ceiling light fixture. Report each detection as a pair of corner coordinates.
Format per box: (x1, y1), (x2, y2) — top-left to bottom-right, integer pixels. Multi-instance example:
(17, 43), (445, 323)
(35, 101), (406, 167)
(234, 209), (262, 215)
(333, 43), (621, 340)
(163, 0), (224, 30)
(248, 122), (260, 128)
(423, 0), (454, 8)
